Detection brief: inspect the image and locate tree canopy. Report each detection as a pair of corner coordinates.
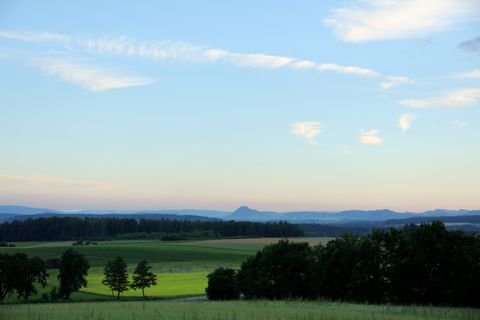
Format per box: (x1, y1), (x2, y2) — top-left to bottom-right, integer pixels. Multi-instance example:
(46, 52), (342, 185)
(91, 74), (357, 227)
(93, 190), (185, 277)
(0, 253), (47, 302)
(102, 256), (129, 299)
(58, 249), (90, 299)
(208, 222), (480, 307)
(131, 260), (157, 298)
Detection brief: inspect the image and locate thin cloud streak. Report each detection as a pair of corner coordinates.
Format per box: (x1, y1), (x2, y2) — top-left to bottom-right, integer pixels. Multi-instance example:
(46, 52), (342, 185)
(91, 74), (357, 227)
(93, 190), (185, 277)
(83, 36), (380, 76)
(0, 30), (68, 43)
(454, 69), (480, 79)
(381, 76), (415, 90)
(324, 0), (479, 43)
(31, 59), (154, 92)
(0, 173), (118, 190)
(0, 30), (381, 77)
(400, 88), (480, 108)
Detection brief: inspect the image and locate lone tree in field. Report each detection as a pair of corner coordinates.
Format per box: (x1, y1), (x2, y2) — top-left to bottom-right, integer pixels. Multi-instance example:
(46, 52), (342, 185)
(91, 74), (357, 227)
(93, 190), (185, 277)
(102, 256), (129, 299)
(206, 267), (240, 300)
(131, 260), (157, 298)
(58, 249), (90, 299)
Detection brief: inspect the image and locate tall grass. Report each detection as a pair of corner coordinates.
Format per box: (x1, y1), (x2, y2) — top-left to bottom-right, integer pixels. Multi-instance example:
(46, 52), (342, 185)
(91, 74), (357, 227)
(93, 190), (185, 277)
(2, 300), (479, 320)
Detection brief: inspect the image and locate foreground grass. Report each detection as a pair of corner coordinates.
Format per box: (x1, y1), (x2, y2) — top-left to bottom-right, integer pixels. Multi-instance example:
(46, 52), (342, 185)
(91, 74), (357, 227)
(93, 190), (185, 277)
(2, 300), (479, 320)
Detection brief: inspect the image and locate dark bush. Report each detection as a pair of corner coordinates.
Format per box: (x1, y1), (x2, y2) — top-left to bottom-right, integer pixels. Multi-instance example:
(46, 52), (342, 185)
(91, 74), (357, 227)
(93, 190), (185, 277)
(206, 267), (240, 300)
(237, 240), (315, 299)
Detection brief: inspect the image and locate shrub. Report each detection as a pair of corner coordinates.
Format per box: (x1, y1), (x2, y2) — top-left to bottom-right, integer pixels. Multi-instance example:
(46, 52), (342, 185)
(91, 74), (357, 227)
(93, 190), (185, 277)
(206, 267), (240, 300)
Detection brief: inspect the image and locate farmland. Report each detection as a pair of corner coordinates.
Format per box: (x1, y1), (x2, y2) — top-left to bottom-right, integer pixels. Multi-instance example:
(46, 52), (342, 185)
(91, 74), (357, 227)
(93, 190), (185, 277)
(0, 237), (327, 302)
(2, 300), (479, 320)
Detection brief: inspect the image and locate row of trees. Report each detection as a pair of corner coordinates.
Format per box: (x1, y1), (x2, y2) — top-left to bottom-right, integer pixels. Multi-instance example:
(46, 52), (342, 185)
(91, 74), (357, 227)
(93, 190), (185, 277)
(206, 222), (480, 307)
(102, 257), (157, 298)
(0, 217), (303, 241)
(0, 249), (158, 302)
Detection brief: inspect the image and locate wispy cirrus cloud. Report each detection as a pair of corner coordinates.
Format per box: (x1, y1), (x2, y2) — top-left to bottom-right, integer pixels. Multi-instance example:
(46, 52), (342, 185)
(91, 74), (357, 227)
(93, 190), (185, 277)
(399, 113), (416, 132)
(359, 129), (383, 145)
(0, 173), (117, 190)
(454, 69), (480, 79)
(82, 35), (380, 76)
(324, 0), (479, 43)
(31, 59), (154, 92)
(290, 122), (323, 142)
(0, 30), (381, 78)
(400, 88), (480, 108)
(380, 76), (415, 90)
(0, 30), (68, 43)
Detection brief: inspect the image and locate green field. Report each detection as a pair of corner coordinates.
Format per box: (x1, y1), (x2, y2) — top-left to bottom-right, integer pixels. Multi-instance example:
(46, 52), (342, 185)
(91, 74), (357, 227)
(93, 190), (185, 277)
(0, 237), (327, 302)
(2, 300), (479, 320)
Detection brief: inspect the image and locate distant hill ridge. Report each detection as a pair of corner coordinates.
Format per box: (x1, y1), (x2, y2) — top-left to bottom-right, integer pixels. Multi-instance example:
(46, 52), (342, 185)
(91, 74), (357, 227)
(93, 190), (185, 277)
(1, 204), (479, 224)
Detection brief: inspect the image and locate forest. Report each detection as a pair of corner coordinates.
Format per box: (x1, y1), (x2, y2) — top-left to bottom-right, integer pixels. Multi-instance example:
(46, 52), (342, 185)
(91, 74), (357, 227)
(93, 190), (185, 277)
(206, 221), (480, 307)
(0, 216), (304, 241)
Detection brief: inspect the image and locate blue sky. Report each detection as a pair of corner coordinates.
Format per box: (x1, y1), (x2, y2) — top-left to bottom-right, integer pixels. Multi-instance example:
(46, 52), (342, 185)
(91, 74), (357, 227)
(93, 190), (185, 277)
(0, 0), (479, 211)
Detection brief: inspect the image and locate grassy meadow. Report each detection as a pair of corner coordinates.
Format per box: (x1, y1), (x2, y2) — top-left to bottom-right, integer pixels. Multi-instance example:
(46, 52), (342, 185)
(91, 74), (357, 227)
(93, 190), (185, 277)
(2, 300), (479, 320)
(0, 237), (328, 302)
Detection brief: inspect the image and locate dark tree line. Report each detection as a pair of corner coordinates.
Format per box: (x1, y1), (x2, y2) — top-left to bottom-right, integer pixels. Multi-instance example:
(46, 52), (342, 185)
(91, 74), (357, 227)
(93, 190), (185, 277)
(207, 221), (480, 307)
(0, 217), (303, 241)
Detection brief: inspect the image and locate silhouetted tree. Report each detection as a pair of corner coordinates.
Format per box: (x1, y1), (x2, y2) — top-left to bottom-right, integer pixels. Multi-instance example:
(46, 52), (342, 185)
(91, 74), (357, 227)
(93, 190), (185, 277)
(0, 253), (47, 302)
(206, 267), (239, 300)
(102, 256), (129, 299)
(131, 260), (157, 298)
(237, 240), (314, 299)
(0, 254), (16, 302)
(58, 249), (90, 299)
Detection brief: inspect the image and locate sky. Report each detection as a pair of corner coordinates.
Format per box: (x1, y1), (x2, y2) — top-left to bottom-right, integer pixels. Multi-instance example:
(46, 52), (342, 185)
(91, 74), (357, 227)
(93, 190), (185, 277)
(0, 0), (479, 212)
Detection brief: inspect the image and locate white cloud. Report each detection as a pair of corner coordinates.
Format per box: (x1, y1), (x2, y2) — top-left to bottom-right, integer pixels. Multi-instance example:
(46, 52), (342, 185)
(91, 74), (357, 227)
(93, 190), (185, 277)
(0, 30), (381, 78)
(400, 88), (480, 108)
(324, 0), (479, 43)
(381, 76), (415, 90)
(83, 36), (379, 76)
(454, 69), (480, 79)
(359, 129), (383, 145)
(32, 59), (153, 92)
(291, 122), (323, 141)
(0, 30), (68, 43)
(399, 113), (416, 132)
(317, 63), (379, 77)
(0, 173), (116, 189)
(453, 120), (468, 128)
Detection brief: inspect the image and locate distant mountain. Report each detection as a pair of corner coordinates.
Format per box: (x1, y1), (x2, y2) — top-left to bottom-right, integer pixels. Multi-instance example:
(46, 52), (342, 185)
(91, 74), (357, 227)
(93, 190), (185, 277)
(0, 212), (219, 222)
(139, 209), (231, 219)
(0, 205), (61, 215)
(227, 206), (280, 221)
(1, 204), (479, 225)
(225, 206), (480, 224)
